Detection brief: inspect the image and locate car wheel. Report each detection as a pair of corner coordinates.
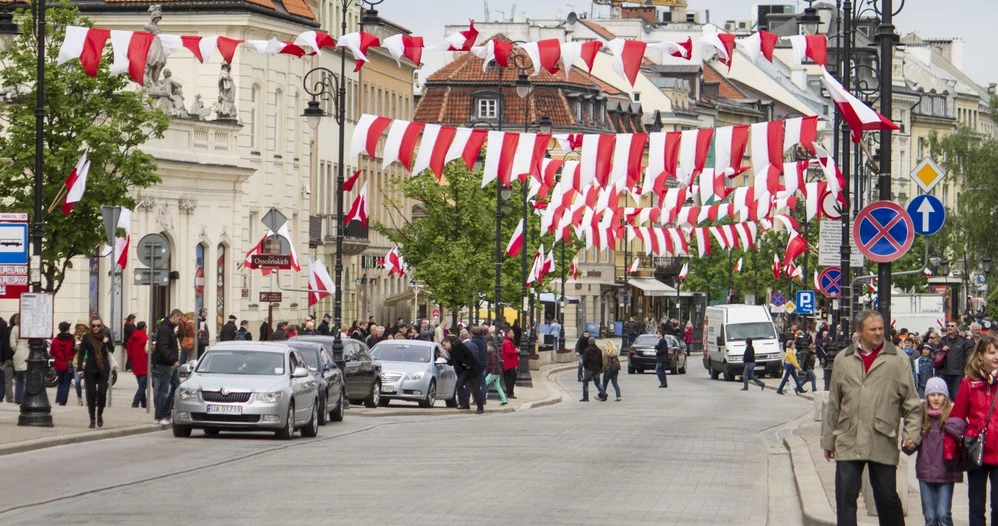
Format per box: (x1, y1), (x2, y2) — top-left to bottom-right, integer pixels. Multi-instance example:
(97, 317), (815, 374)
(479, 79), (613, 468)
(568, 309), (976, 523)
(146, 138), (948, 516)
(723, 369), (735, 381)
(419, 380), (437, 408)
(709, 360), (720, 380)
(204, 428), (220, 437)
(330, 387), (345, 422)
(364, 380), (381, 408)
(172, 424), (192, 438)
(301, 400), (319, 438)
(275, 403), (295, 440)
(627, 365), (634, 374)
(317, 392), (328, 426)
(378, 397), (390, 407)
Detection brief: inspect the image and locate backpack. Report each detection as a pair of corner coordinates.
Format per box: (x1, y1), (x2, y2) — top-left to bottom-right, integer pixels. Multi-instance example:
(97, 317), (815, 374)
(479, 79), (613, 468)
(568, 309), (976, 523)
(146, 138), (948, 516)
(608, 355), (621, 372)
(234, 330), (250, 341)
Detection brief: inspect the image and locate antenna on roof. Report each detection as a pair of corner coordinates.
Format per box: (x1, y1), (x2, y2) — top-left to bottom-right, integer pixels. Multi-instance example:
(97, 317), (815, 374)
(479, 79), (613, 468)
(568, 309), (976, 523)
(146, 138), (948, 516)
(483, 0), (490, 22)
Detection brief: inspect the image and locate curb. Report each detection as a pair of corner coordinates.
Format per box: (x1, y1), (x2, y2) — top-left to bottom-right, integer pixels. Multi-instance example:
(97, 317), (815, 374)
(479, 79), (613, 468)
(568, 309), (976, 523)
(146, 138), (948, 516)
(0, 423), (168, 457)
(351, 406), (516, 417)
(783, 425), (836, 526)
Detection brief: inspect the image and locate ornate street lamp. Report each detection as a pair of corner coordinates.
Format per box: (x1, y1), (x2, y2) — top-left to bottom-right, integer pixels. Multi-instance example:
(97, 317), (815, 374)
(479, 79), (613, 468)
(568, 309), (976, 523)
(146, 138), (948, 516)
(799, 0), (822, 35)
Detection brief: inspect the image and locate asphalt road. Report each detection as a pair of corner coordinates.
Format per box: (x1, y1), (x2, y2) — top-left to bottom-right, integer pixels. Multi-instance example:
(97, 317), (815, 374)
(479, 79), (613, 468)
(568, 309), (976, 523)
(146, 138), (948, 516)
(0, 365), (810, 525)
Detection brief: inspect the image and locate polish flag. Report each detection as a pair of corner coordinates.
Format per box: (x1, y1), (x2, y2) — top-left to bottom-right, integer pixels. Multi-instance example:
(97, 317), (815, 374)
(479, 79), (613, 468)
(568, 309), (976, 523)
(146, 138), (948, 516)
(444, 127), (488, 170)
(820, 67), (899, 142)
(713, 124), (750, 176)
(924, 267), (933, 277)
(772, 253), (781, 279)
(308, 259), (335, 307)
(734, 257), (743, 273)
(789, 262), (804, 281)
(506, 219), (525, 258)
(275, 223), (302, 272)
(411, 124), (458, 178)
(171, 35), (219, 63)
(783, 116), (819, 155)
(343, 170), (361, 192)
(336, 32), (380, 71)
(607, 39), (647, 87)
(384, 247), (407, 278)
(215, 36), (243, 64)
(786, 34), (828, 67)
(699, 32), (737, 70)
(57, 26), (111, 77)
(344, 182), (368, 227)
(751, 120), (784, 194)
(738, 31), (778, 64)
(678, 262), (689, 281)
(783, 234), (808, 269)
(243, 233), (270, 270)
(648, 38), (693, 60)
(542, 249), (555, 276)
(560, 41), (602, 76)
(470, 39), (514, 70)
(867, 282), (876, 294)
(444, 20), (478, 51)
(112, 208), (132, 269)
(570, 256), (579, 280)
(628, 257), (640, 274)
(62, 151), (91, 216)
(293, 30), (336, 55)
(350, 114), (393, 159)
(382, 34), (424, 67)
(519, 39), (562, 75)
(381, 120), (424, 170)
(109, 30), (155, 85)
(247, 38), (308, 58)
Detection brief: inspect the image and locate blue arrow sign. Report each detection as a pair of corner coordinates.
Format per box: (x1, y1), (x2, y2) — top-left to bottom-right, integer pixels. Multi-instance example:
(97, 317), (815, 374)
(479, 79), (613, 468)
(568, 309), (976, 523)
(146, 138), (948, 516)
(906, 194), (946, 236)
(796, 290), (816, 315)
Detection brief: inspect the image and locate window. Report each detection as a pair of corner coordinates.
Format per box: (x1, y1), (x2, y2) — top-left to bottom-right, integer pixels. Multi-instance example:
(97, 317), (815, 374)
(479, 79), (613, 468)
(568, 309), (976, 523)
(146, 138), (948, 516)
(250, 84), (261, 150)
(294, 91), (301, 160)
(477, 98), (498, 118)
(633, 92), (641, 102)
(274, 88), (284, 154)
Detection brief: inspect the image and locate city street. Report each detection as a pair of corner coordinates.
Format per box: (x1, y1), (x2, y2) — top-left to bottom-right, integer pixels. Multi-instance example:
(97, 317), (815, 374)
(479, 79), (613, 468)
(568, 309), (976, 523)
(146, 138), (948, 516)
(0, 366), (811, 525)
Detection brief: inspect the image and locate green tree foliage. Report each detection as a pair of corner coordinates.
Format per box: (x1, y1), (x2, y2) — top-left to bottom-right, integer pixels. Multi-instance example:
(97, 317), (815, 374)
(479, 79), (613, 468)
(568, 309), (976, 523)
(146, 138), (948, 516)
(0, 1), (169, 292)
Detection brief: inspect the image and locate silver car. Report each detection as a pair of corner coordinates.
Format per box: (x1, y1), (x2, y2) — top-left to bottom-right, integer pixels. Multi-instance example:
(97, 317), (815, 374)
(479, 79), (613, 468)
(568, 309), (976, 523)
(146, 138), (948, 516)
(371, 340), (458, 408)
(172, 342), (320, 440)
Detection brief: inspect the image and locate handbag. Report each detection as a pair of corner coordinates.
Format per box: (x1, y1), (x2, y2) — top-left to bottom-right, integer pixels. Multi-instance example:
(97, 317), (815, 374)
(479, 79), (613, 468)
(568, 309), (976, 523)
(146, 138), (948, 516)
(956, 385), (998, 471)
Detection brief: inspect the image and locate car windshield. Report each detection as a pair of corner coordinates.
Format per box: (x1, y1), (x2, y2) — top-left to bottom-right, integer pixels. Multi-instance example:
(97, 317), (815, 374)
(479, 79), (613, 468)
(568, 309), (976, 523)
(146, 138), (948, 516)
(634, 335), (659, 346)
(372, 345), (431, 363)
(196, 350), (285, 375)
(726, 323), (777, 342)
(296, 349), (320, 370)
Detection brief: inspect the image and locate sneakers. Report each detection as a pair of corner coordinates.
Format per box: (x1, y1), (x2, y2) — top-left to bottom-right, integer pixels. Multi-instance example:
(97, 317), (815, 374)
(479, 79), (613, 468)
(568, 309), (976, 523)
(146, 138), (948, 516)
(475, 408), (484, 414)
(156, 418), (171, 425)
(615, 396), (621, 402)
(579, 397), (589, 402)
(740, 387), (749, 391)
(597, 394), (608, 402)
(500, 401), (508, 406)
(658, 384), (668, 388)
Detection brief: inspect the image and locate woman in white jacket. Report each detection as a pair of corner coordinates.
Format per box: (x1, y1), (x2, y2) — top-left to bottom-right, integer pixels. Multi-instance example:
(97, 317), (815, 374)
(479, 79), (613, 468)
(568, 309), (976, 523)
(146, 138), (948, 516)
(8, 314), (29, 403)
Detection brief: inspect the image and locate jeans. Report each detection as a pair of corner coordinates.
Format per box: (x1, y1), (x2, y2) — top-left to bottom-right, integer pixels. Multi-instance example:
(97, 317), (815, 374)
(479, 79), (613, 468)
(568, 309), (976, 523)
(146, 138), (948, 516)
(484, 373), (507, 404)
(942, 374), (964, 401)
(582, 369), (603, 399)
(503, 369), (516, 398)
(455, 370), (483, 410)
(132, 375), (147, 408)
(601, 369), (621, 398)
(13, 370), (25, 403)
(180, 349), (189, 366)
(480, 371), (488, 404)
(152, 366), (175, 421)
(55, 370), (73, 405)
(967, 464), (998, 526)
(74, 368), (83, 399)
(743, 363), (764, 389)
(777, 364), (804, 393)
(835, 460), (903, 526)
(803, 370), (817, 391)
(655, 362), (668, 387)
(0, 361), (12, 402)
(918, 480), (954, 526)
(577, 354), (583, 381)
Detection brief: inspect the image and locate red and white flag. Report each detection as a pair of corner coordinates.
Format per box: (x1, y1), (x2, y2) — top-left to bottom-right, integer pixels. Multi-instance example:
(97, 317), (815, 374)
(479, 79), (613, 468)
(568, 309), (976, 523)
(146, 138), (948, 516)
(628, 257), (640, 274)
(350, 114), (394, 159)
(382, 34), (424, 67)
(336, 32), (380, 71)
(62, 151), (91, 216)
(785, 34), (828, 67)
(243, 233), (269, 269)
(344, 182), (368, 227)
(734, 257), (743, 273)
(471, 39), (514, 70)
(738, 31), (778, 64)
(109, 30), (155, 85)
(678, 262), (689, 281)
(648, 38), (693, 60)
(443, 20), (478, 51)
(699, 32), (737, 70)
(519, 39), (562, 75)
(923, 267), (933, 277)
(292, 30), (336, 55)
(275, 223), (301, 272)
(57, 26), (111, 77)
(246, 38), (309, 58)
(112, 208), (132, 269)
(506, 219), (525, 258)
(308, 258), (335, 307)
(772, 253), (781, 279)
(343, 170), (361, 192)
(384, 247), (407, 278)
(560, 40), (602, 76)
(570, 255), (579, 280)
(607, 38), (647, 87)
(821, 67), (899, 142)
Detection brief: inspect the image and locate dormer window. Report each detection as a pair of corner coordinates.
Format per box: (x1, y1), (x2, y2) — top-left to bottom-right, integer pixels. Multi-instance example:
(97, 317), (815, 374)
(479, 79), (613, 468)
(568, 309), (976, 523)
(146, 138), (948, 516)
(477, 98), (498, 119)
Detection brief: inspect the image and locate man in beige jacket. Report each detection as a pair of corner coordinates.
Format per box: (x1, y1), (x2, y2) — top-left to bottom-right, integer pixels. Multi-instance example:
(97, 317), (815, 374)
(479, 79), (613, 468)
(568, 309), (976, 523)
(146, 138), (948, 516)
(821, 309), (922, 526)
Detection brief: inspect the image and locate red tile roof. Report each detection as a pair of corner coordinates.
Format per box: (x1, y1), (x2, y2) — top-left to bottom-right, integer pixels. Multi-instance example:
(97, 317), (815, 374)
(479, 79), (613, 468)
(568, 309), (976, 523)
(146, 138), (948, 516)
(281, 0), (315, 20)
(702, 62), (746, 100)
(578, 19), (616, 41)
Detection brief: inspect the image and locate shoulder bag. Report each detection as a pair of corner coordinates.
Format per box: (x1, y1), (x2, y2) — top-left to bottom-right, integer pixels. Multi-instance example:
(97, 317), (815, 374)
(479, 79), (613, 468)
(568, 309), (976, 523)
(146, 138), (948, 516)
(955, 384), (998, 472)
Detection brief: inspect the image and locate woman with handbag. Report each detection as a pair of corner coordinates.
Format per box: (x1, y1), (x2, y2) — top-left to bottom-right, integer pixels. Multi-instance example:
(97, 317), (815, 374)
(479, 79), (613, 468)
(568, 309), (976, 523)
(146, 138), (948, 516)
(178, 312), (195, 365)
(944, 333), (998, 525)
(77, 316), (114, 428)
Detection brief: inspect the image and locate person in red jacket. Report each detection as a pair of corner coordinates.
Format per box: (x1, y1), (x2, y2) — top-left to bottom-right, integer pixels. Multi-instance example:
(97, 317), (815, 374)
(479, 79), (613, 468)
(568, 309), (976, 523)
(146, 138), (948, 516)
(126, 321), (150, 408)
(945, 333), (998, 524)
(49, 321), (76, 406)
(501, 330), (519, 400)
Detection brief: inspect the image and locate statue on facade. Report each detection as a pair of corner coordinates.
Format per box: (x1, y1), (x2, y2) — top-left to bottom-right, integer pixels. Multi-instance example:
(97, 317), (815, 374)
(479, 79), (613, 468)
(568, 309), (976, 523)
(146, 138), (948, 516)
(143, 5), (167, 87)
(189, 94), (212, 119)
(156, 69), (189, 118)
(213, 62), (237, 120)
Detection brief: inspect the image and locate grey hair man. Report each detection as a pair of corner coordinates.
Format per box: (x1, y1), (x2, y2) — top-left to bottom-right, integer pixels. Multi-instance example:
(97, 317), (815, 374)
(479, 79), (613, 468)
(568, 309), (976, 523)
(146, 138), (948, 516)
(821, 309), (922, 526)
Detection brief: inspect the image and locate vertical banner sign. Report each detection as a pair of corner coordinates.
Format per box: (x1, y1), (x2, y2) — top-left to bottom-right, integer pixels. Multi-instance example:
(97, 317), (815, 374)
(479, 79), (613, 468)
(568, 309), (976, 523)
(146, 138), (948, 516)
(88, 254), (100, 319)
(195, 243), (205, 317)
(216, 245), (226, 336)
(0, 212), (29, 299)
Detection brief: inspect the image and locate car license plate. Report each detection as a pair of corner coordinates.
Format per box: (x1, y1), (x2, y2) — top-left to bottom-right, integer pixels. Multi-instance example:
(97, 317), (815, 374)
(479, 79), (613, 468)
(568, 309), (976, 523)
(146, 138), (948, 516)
(206, 405), (242, 415)
(382, 385), (396, 393)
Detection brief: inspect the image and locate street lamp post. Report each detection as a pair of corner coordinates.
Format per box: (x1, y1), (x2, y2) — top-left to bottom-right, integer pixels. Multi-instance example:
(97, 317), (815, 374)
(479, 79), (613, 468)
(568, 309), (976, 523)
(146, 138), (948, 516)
(876, 0), (899, 324)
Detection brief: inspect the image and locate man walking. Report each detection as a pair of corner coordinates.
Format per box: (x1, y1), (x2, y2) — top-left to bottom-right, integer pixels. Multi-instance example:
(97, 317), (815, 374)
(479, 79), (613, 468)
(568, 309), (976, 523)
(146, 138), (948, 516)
(196, 308), (209, 361)
(219, 315), (237, 342)
(548, 317), (562, 351)
(939, 319), (973, 399)
(821, 309), (922, 526)
(152, 309), (183, 425)
(317, 314), (331, 336)
(575, 330), (590, 382)
(654, 332), (670, 388)
(581, 337), (605, 401)
(442, 336), (484, 414)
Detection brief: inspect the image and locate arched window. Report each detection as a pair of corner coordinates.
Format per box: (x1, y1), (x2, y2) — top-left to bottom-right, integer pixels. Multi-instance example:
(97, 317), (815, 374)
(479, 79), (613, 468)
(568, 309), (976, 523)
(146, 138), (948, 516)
(216, 244), (226, 335)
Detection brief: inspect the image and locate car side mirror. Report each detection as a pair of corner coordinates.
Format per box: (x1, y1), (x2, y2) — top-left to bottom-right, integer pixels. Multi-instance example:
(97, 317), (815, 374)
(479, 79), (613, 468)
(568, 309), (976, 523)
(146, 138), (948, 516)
(324, 363), (335, 371)
(435, 357), (448, 366)
(179, 363), (193, 375)
(292, 366), (310, 378)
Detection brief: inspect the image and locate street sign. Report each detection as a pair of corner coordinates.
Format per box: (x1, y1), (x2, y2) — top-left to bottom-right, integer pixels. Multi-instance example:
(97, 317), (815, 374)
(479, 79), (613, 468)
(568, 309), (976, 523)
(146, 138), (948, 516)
(431, 309), (440, 318)
(818, 267), (842, 298)
(101, 206), (122, 246)
(796, 290), (816, 315)
(0, 214), (29, 299)
(910, 157), (946, 193)
(195, 265), (205, 296)
(137, 233), (171, 268)
(250, 254), (292, 269)
(19, 293), (53, 339)
(820, 191), (841, 220)
(134, 268), (170, 286)
(853, 201), (915, 264)
(818, 220), (864, 267)
(261, 208), (289, 233)
(785, 301), (797, 314)
(259, 291), (282, 303)
(771, 292), (786, 307)
(906, 194), (946, 237)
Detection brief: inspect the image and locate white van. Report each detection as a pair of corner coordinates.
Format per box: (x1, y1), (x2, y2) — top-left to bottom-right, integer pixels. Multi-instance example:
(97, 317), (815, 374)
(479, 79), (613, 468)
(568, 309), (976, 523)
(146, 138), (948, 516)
(702, 305), (783, 381)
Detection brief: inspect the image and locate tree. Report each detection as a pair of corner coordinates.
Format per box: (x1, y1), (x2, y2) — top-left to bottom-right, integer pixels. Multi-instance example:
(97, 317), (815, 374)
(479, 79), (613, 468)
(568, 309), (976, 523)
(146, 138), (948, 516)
(0, 1), (169, 292)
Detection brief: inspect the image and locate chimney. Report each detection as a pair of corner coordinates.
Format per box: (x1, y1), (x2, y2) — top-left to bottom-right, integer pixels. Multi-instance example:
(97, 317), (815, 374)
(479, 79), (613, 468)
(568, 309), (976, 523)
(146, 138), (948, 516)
(621, 6), (656, 25)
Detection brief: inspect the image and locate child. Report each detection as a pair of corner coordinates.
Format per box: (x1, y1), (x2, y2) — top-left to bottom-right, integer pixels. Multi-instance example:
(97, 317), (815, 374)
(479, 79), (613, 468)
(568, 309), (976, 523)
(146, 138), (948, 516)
(916, 344), (935, 399)
(917, 377), (960, 526)
(484, 341), (508, 406)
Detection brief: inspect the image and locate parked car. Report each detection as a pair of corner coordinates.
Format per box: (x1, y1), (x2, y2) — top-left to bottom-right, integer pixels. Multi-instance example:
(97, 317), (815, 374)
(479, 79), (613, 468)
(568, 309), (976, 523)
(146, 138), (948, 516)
(286, 341), (345, 424)
(627, 334), (687, 375)
(172, 342), (320, 440)
(371, 340), (458, 408)
(290, 336), (382, 408)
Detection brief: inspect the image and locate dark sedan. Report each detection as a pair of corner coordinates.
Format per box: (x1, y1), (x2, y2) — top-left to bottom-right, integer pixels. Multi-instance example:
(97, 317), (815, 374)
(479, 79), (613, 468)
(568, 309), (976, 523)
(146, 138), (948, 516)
(286, 341), (345, 424)
(627, 334), (687, 375)
(290, 336), (382, 408)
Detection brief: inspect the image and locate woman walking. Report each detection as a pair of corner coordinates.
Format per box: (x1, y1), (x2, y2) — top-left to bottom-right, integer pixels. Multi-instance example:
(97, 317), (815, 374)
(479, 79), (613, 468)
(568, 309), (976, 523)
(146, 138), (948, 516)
(77, 316), (114, 428)
(179, 312), (195, 365)
(581, 337), (605, 402)
(484, 341), (508, 406)
(776, 342), (807, 395)
(601, 340), (622, 401)
(72, 319), (87, 406)
(8, 314), (28, 403)
(501, 329), (519, 399)
(50, 322), (76, 406)
(741, 337), (765, 391)
(126, 321), (149, 408)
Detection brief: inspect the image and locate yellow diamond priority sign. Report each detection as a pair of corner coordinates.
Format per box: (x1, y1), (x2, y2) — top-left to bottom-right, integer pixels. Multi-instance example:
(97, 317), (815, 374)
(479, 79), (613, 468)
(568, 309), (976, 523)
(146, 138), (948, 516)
(910, 157), (946, 193)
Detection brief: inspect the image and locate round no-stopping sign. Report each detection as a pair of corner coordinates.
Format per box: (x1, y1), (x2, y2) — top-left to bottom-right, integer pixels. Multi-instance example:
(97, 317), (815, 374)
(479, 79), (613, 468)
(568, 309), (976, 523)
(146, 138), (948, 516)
(853, 201), (914, 263)
(818, 267), (842, 298)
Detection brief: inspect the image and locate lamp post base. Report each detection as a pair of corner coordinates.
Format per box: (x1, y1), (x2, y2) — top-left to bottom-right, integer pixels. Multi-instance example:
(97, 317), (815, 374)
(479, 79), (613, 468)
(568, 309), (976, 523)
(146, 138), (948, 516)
(516, 338), (533, 387)
(18, 338), (53, 427)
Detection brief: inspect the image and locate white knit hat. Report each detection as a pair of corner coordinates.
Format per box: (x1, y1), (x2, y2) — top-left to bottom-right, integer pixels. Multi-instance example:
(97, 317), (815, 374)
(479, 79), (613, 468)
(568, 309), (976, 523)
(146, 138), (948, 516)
(924, 377), (949, 399)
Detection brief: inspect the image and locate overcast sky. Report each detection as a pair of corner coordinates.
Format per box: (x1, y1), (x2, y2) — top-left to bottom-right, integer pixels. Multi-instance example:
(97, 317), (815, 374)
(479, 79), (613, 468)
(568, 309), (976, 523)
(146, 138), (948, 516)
(379, 0), (996, 88)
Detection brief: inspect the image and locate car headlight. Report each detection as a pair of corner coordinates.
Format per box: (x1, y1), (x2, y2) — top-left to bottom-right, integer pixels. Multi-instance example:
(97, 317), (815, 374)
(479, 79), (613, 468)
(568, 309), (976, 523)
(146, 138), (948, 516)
(256, 392), (283, 403)
(178, 388), (199, 400)
(407, 372), (425, 381)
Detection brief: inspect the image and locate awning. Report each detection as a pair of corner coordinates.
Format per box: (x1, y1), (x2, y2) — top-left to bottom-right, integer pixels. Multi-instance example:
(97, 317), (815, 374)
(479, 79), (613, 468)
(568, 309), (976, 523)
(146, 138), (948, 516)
(538, 292), (580, 304)
(383, 289), (415, 307)
(628, 278), (675, 297)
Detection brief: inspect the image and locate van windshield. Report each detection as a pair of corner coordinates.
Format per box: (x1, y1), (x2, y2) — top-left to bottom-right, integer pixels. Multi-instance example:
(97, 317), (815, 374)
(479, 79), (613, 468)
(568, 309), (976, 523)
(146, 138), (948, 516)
(725, 323), (777, 341)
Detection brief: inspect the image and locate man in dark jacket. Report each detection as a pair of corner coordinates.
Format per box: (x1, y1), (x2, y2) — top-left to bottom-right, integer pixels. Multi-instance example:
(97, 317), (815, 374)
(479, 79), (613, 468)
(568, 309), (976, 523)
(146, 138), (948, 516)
(939, 320), (973, 398)
(575, 330), (591, 382)
(152, 309), (183, 424)
(581, 337), (605, 401)
(219, 315), (237, 342)
(0, 316), (11, 402)
(123, 314), (137, 371)
(655, 333), (670, 388)
(196, 308), (210, 360)
(442, 336), (484, 413)
(317, 314), (331, 335)
(470, 327), (489, 404)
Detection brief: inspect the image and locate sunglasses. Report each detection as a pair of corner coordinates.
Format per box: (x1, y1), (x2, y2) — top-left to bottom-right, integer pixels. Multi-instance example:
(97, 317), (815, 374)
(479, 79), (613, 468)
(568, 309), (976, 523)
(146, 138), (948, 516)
(91, 324), (102, 329)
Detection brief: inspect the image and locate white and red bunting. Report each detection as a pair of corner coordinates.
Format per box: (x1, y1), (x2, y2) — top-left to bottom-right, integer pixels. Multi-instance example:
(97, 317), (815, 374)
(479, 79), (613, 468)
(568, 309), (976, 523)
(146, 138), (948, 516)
(470, 39), (514, 70)
(820, 66), (899, 142)
(506, 219), (525, 258)
(607, 38), (647, 88)
(739, 31), (779, 65)
(785, 34), (828, 67)
(560, 41), (603, 77)
(344, 182), (369, 227)
(307, 258), (335, 307)
(699, 32), (737, 70)
(382, 34), (424, 67)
